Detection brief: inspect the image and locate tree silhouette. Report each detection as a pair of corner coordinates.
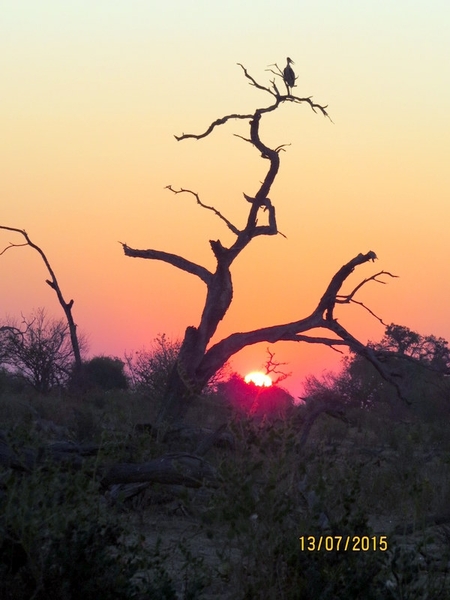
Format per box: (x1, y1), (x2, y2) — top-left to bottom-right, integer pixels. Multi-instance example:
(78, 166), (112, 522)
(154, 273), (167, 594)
(1, 308), (83, 393)
(122, 61), (401, 425)
(0, 226), (84, 386)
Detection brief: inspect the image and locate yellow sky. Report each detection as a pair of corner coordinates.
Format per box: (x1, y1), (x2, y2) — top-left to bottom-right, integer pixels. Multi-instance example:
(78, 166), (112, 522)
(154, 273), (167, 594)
(1, 1), (449, 396)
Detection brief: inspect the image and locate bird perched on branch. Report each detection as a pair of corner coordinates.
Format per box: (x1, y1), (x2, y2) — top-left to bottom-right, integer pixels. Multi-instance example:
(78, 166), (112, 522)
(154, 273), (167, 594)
(283, 57), (296, 94)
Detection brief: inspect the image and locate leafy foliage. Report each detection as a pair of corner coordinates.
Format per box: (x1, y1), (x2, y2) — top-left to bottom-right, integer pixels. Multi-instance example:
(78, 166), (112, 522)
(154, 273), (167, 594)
(82, 356), (129, 391)
(380, 324), (450, 371)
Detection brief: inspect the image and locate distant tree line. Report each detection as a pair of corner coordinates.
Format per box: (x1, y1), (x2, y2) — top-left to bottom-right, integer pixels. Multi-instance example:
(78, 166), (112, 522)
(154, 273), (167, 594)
(0, 313), (182, 396)
(1, 304), (448, 424)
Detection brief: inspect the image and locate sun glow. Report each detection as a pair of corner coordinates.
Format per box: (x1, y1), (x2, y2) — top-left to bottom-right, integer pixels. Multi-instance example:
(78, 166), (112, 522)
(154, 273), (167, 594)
(244, 371), (273, 387)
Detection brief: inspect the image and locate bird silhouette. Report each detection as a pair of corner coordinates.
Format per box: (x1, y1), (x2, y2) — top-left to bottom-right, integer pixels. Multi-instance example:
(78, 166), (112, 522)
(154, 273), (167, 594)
(283, 57), (296, 94)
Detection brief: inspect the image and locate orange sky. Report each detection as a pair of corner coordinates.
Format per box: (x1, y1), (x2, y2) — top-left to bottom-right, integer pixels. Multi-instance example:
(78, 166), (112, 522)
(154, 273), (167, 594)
(1, 2), (449, 397)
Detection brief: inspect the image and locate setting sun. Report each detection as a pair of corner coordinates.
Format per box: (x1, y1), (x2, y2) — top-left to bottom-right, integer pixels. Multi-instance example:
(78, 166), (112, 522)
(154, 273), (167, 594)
(244, 372), (273, 387)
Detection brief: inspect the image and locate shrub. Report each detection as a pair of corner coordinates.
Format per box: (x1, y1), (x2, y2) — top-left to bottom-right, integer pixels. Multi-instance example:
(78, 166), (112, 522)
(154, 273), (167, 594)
(125, 334), (180, 397)
(0, 309), (87, 393)
(0, 463), (177, 599)
(82, 356), (129, 391)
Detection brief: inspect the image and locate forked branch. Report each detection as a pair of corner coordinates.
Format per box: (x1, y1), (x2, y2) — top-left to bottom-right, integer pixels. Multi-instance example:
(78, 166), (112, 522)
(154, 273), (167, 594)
(335, 270), (399, 326)
(197, 250), (404, 400)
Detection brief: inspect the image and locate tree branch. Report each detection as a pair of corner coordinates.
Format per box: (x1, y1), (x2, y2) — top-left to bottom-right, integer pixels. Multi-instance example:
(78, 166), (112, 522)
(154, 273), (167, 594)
(316, 251), (378, 320)
(336, 271), (398, 303)
(0, 227), (71, 309)
(165, 185), (240, 235)
(335, 270), (399, 326)
(323, 318), (410, 403)
(342, 299), (388, 326)
(197, 251), (398, 388)
(252, 198), (278, 237)
(199, 314), (321, 383)
(0, 241), (28, 256)
(175, 111), (259, 141)
(238, 63), (278, 96)
(263, 348), (292, 384)
(242, 63), (331, 119)
(175, 64), (330, 141)
(121, 243), (212, 285)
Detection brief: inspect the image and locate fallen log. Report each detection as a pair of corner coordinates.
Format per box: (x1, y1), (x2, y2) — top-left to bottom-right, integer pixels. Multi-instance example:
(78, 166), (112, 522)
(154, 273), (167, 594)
(100, 452), (219, 488)
(1, 435), (220, 492)
(134, 422), (234, 452)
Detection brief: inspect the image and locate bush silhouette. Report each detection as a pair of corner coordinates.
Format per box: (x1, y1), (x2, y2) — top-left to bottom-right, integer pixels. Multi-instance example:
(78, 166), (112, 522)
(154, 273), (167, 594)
(83, 356), (128, 391)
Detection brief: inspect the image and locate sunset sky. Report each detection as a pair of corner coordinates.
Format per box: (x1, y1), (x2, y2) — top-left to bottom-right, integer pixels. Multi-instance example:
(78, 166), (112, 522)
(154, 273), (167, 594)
(2, 1), (449, 397)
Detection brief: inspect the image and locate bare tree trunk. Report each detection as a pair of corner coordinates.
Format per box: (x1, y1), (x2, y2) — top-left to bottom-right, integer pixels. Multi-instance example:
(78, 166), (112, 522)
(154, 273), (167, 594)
(156, 361), (195, 426)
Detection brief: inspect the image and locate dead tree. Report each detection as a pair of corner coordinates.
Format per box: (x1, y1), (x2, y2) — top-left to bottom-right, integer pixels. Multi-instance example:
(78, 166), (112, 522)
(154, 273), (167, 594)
(0, 226), (84, 386)
(122, 62), (402, 425)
